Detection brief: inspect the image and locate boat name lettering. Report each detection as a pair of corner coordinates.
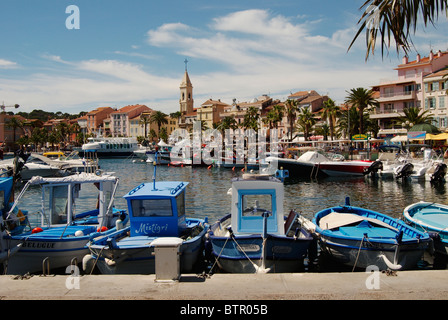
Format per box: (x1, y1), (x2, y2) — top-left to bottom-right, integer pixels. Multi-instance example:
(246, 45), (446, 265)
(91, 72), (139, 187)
(23, 242), (56, 249)
(135, 223), (168, 234)
(272, 246), (292, 254)
(237, 244), (260, 252)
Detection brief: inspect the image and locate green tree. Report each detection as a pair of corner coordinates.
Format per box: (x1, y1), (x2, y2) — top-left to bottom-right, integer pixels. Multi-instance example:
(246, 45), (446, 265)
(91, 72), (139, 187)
(296, 107), (317, 141)
(139, 115), (151, 139)
(242, 106), (260, 131)
(6, 116), (24, 148)
(150, 111), (168, 138)
(395, 106), (434, 128)
(320, 99), (340, 141)
(285, 99), (299, 141)
(345, 88), (378, 135)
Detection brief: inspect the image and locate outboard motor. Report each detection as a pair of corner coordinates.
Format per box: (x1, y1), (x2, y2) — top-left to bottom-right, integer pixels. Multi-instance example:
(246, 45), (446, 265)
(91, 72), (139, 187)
(395, 162), (414, 179)
(430, 163), (447, 183)
(363, 160), (383, 176)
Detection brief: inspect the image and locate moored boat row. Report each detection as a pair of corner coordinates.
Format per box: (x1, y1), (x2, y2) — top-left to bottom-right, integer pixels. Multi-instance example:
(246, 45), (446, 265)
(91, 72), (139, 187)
(1, 159), (448, 276)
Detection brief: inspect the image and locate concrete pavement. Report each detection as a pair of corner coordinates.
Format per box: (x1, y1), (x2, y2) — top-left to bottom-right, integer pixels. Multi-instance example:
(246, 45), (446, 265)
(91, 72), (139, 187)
(0, 270), (447, 300)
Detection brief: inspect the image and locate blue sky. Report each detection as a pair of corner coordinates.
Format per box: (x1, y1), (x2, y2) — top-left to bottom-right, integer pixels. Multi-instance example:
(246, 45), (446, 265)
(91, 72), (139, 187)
(0, 0), (446, 114)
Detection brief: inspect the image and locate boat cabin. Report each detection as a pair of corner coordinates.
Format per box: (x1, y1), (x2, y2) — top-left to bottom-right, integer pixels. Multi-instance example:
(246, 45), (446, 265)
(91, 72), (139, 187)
(25, 174), (119, 227)
(230, 176), (285, 236)
(124, 181), (188, 237)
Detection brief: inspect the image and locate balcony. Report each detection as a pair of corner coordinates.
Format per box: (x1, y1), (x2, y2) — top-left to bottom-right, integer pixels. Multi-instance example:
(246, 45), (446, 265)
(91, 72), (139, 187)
(377, 90), (416, 102)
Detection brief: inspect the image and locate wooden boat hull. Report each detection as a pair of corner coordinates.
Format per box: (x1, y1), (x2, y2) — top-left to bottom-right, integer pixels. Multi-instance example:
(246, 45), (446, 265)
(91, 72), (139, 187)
(87, 219), (208, 274)
(313, 204), (431, 270)
(207, 214), (313, 273)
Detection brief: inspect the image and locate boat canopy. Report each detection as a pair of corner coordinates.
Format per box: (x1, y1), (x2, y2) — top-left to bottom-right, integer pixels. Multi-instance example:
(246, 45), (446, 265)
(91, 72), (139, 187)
(230, 176), (285, 236)
(124, 181), (189, 237)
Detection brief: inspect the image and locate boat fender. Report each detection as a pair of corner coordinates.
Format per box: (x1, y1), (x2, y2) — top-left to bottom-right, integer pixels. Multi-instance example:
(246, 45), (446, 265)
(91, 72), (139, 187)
(97, 226), (108, 232)
(105, 258), (116, 266)
(82, 254), (94, 272)
(116, 219), (123, 230)
(75, 230), (84, 237)
(32, 227), (43, 234)
(378, 254), (403, 271)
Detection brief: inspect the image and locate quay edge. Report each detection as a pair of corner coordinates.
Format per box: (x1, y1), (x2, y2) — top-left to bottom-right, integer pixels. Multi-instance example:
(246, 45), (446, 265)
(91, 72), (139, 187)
(0, 270), (447, 300)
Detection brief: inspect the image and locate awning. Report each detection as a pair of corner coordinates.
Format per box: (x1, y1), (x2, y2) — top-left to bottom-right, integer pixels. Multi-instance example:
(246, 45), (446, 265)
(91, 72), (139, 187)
(425, 133), (448, 140)
(391, 135), (408, 142)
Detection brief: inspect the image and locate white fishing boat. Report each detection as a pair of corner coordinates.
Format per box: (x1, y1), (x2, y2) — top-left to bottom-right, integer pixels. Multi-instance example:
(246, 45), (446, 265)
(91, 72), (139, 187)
(0, 172), (128, 275)
(207, 173), (313, 273)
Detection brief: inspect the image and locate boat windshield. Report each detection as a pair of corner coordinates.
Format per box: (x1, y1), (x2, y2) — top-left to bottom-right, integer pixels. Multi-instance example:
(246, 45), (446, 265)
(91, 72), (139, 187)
(131, 199), (173, 217)
(242, 194), (272, 216)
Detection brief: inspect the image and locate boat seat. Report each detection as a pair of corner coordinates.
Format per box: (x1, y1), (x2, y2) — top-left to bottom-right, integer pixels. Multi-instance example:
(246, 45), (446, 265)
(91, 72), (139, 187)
(319, 212), (398, 232)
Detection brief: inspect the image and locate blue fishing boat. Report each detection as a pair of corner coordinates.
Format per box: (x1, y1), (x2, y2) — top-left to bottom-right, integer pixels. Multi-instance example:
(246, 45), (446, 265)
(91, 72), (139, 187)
(85, 177), (209, 274)
(403, 201), (448, 256)
(0, 172), (128, 275)
(207, 174), (313, 273)
(312, 197), (431, 270)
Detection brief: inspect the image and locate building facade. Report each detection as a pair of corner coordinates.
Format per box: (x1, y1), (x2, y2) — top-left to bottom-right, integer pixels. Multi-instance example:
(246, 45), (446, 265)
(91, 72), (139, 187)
(372, 50), (448, 136)
(110, 104), (152, 137)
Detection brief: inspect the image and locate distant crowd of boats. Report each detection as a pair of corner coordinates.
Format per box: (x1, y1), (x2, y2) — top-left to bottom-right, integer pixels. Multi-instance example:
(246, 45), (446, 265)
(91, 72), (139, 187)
(0, 150), (447, 277)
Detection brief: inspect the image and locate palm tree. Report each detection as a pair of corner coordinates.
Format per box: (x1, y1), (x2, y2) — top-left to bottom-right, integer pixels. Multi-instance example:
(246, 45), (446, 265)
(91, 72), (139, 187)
(285, 99), (299, 141)
(349, 0), (448, 59)
(139, 115), (151, 139)
(242, 106), (260, 131)
(337, 106), (360, 139)
(296, 107), (317, 141)
(395, 106), (434, 128)
(149, 111), (168, 139)
(345, 88), (378, 135)
(6, 116), (24, 149)
(320, 99), (340, 141)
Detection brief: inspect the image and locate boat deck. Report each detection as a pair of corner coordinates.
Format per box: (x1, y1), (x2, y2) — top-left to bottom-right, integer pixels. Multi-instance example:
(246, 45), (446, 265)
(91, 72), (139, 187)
(16, 225), (97, 239)
(413, 207), (448, 230)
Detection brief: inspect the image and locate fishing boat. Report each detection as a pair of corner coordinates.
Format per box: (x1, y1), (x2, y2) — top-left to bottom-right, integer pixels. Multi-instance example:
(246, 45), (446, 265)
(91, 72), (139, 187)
(85, 173), (209, 274)
(81, 137), (139, 157)
(310, 197), (430, 271)
(0, 172), (128, 275)
(403, 201), (448, 255)
(206, 174), (313, 273)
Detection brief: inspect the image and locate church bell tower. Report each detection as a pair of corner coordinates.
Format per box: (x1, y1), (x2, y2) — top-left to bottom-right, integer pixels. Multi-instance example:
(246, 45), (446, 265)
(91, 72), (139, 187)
(179, 59), (193, 115)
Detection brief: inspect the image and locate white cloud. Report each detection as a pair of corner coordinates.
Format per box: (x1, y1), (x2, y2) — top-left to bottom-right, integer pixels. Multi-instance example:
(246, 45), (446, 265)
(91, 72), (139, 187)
(1, 8), (408, 113)
(0, 59), (18, 69)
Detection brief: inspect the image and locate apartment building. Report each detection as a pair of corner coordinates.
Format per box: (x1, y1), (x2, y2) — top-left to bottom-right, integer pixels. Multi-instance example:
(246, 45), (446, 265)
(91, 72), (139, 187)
(372, 50), (448, 136)
(110, 104), (152, 137)
(197, 99), (230, 129)
(423, 68), (448, 130)
(86, 107), (115, 135)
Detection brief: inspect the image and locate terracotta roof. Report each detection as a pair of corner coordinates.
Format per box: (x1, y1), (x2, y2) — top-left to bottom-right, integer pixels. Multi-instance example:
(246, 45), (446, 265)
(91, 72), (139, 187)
(112, 104), (150, 114)
(396, 50), (448, 69)
(424, 68), (448, 79)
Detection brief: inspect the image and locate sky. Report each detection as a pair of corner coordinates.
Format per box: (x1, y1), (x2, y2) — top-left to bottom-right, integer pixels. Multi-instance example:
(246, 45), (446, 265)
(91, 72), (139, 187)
(0, 0), (447, 115)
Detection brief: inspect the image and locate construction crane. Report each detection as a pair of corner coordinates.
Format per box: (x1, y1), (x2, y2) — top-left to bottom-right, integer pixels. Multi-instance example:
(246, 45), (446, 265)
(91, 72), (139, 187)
(0, 103), (20, 112)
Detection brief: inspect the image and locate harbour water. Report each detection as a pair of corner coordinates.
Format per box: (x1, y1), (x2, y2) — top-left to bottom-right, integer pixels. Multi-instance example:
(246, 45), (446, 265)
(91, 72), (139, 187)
(19, 157), (448, 226)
